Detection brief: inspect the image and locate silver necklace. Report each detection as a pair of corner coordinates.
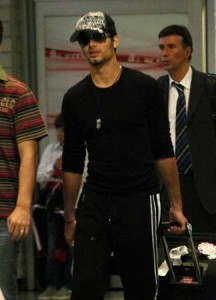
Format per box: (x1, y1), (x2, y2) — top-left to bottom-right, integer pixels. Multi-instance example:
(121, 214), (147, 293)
(92, 65), (122, 130)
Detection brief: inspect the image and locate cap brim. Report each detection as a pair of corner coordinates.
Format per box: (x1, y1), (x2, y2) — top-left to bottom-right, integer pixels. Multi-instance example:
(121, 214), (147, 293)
(70, 29), (105, 42)
(70, 30), (82, 42)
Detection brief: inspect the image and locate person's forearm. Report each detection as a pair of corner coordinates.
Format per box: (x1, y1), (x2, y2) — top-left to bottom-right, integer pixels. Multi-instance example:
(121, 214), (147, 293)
(63, 171), (82, 221)
(17, 140), (38, 209)
(156, 157), (183, 211)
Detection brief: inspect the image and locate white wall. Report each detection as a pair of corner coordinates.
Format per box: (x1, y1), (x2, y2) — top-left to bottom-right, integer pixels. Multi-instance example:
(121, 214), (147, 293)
(0, 0), (23, 78)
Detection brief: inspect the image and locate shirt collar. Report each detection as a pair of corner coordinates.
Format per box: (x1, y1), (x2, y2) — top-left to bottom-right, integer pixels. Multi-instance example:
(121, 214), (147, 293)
(0, 65), (9, 82)
(169, 66), (192, 90)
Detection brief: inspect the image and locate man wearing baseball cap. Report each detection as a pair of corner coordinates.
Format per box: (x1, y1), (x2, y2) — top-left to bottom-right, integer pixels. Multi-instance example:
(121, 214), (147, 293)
(70, 11), (117, 43)
(62, 11), (187, 300)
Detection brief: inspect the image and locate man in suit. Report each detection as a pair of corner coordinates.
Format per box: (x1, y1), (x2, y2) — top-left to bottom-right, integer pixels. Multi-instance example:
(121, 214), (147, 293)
(158, 24), (216, 233)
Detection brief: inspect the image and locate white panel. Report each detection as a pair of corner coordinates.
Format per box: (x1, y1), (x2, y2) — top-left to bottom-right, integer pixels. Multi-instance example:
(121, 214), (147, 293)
(0, 0), (11, 5)
(1, 52), (12, 67)
(207, 0), (215, 73)
(2, 22), (10, 37)
(0, 7), (11, 20)
(2, 38), (12, 52)
(4, 66), (12, 74)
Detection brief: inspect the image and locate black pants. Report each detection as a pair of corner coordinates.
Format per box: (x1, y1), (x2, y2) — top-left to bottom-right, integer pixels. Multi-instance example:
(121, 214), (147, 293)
(46, 213), (73, 289)
(71, 190), (161, 300)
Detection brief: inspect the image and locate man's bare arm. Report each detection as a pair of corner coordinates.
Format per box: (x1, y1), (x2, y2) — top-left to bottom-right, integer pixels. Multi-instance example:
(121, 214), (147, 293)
(63, 171), (82, 246)
(7, 140), (38, 240)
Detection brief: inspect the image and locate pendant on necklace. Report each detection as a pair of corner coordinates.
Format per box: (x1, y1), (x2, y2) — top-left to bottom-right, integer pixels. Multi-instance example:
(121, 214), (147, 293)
(96, 118), (102, 130)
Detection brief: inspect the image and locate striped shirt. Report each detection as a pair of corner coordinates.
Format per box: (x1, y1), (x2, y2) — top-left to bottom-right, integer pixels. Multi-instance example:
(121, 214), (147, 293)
(0, 66), (48, 218)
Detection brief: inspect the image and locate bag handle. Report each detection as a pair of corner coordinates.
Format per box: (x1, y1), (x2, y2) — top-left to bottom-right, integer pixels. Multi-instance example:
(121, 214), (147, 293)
(159, 222), (202, 284)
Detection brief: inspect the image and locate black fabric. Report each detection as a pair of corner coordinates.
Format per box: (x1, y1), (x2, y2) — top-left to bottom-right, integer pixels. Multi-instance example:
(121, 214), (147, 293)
(207, 73), (216, 128)
(160, 171), (216, 233)
(62, 67), (174, 195)
(72, 190), (160, 300)
(33, 208), (48, 290)
(35, 188), (64, 211)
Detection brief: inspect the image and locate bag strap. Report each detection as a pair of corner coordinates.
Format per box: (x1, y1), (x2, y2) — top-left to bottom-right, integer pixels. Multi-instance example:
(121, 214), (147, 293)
(207, 73), (216, 121)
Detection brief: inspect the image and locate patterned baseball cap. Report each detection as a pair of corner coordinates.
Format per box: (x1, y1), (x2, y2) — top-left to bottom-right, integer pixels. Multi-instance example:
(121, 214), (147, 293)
(70, 11), (117, 42)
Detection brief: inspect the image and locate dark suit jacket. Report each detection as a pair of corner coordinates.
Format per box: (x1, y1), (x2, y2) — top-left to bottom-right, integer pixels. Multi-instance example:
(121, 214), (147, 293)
(158, 68), (216, 214)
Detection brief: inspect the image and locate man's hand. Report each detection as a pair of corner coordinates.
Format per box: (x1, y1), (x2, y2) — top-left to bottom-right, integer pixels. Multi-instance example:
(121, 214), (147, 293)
(168, 207), (188, 234)
(7, 206), (31, 241)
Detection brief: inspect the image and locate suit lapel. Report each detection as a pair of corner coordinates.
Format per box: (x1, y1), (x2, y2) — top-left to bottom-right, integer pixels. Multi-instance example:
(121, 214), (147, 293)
(187, 69), (206, 124)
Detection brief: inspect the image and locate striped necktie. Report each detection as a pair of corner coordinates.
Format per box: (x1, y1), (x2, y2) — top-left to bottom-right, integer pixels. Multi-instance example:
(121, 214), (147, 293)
(173, 82), (192, 174)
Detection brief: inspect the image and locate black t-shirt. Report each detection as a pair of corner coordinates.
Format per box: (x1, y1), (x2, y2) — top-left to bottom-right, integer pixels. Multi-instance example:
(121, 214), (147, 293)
(62, 67), (174, 195)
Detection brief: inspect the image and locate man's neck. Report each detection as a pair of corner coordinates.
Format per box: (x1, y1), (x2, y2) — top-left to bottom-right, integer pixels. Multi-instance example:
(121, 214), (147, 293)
(169, 64), (190, 83)
(90, 60), (121, 88)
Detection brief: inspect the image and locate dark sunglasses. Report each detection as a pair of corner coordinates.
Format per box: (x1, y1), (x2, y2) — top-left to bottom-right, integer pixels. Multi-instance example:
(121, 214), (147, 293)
(77, 32), (110, 47)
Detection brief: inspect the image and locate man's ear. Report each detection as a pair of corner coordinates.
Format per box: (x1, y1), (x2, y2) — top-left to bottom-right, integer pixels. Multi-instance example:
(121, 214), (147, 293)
(112, 35), (119, 49)
(185, 46), (192, 60)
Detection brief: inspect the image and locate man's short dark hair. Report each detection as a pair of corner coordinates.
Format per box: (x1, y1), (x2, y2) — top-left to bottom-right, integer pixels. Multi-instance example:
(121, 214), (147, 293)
(158, 24), (193, 59)
(54, 114), (64, 129)
(0, 19), (3, 44)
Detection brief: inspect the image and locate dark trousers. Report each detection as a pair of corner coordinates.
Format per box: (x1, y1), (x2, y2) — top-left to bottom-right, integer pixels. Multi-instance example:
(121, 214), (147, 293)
(160, 171), (216, 233)
(46, 213), (73, 289)
(33, 210), (73, 290)
(72, 190), (161, 300)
